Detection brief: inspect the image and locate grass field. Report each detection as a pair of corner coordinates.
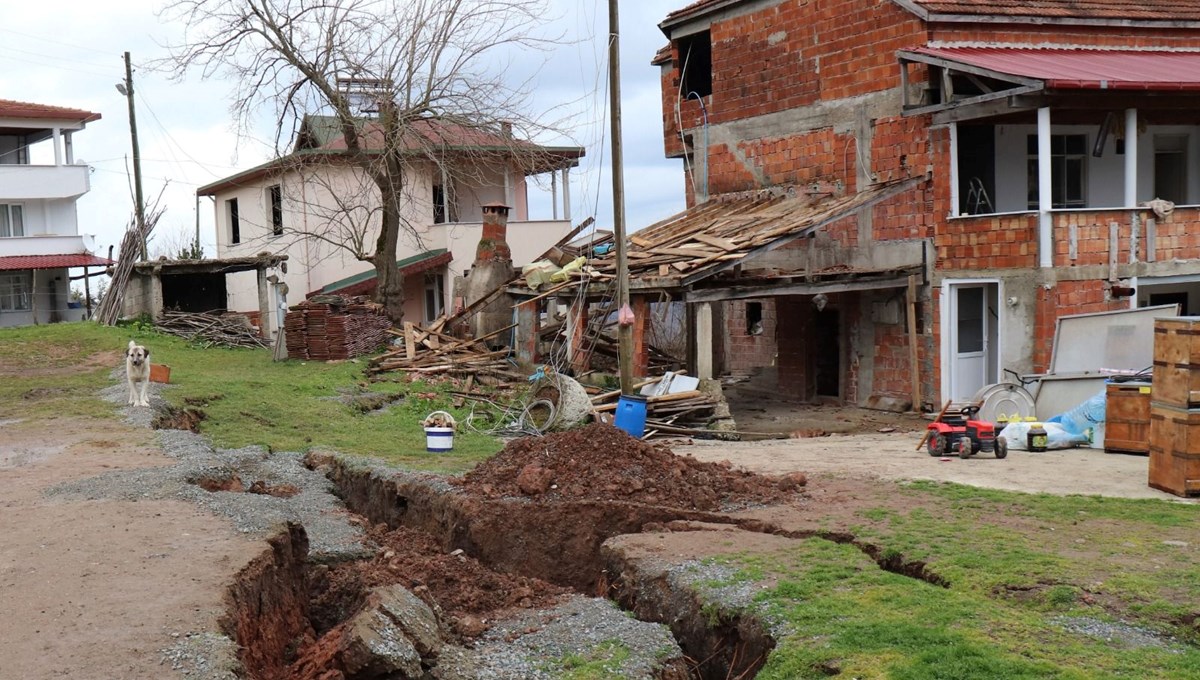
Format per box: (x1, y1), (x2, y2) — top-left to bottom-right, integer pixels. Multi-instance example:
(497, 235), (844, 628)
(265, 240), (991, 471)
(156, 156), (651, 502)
(0, 321), (503, 471)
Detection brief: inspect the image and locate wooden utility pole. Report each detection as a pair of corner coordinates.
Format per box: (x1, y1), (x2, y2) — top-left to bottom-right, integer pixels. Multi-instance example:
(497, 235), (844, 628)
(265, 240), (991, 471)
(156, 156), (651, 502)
(121, 51), (148, 260)
(609, 0), (633, 395)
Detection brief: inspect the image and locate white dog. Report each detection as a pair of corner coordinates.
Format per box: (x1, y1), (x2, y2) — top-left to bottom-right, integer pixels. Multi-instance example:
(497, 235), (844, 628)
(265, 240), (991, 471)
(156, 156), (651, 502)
(126, 340), (151, 407)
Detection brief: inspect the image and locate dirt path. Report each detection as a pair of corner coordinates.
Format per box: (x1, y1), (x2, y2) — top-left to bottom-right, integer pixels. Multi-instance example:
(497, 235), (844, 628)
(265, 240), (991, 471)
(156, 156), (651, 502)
(0, 416), (262, 680)
(684, 431), (1194, 501)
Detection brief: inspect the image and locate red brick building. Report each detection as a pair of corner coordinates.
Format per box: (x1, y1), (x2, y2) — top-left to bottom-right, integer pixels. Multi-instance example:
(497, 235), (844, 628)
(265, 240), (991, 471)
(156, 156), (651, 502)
(652, 0), (1200, 408)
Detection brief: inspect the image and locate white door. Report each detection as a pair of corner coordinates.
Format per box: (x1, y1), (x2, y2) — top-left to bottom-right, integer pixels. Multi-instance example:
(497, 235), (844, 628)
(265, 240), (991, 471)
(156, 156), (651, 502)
(951, 285), (988, 400)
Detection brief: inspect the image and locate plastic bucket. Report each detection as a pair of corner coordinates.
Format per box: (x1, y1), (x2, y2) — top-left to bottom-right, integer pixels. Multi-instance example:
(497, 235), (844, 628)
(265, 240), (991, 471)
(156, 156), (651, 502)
(425, 426), (454, 453)
(614, 394), (648, 438)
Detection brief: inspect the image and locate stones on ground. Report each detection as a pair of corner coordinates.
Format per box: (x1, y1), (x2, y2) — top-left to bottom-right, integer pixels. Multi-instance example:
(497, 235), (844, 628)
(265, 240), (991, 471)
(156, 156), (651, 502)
(516, 463), (554, 495)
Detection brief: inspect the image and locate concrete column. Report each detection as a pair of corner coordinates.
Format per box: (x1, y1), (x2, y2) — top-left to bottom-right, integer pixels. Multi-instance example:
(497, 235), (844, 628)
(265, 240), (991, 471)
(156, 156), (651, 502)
(64, 131), (74, 164)
(1124, 108), (1138, 207)
(150, 268), (164, 318)
(566, 298), (589, 373)
(631, 295), (650, 379)
(257, 268), (271, 339)
(695, 301), (713, 380)
(516, 299), (541, 370)
(551, 172), (558, 220)
(948, 122), (960, 216)
(51, 127), (62, 166)
(561, 168), (571, 220)
(1037, 107), (1053, 268)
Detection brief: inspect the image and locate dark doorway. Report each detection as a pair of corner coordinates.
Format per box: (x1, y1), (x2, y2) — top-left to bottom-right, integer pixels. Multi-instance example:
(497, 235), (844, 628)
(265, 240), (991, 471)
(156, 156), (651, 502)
(957, 125), (996, 215)
(813, 309), (840, 398)
(161, 273), (228, 313)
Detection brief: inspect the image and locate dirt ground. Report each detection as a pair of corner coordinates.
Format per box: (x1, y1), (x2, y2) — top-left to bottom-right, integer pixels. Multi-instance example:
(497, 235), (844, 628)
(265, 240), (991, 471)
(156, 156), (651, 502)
(0, 415), (262, 680)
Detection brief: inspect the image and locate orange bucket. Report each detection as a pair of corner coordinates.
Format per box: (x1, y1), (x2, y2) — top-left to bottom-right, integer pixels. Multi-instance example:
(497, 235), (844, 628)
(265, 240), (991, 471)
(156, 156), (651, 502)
(149, 364), (171, 384)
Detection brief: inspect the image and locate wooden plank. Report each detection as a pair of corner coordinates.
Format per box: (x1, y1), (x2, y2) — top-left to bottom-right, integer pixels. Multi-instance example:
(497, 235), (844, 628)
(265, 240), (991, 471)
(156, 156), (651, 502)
(906, 275), (921, 411)
(403, 321), (416, 361)
(691, 233), (739, 251)
(658, 264), (670, 277)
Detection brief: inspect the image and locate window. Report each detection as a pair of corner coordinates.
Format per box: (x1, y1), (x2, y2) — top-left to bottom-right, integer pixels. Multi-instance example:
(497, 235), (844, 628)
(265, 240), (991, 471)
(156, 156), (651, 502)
(269, 185), (283, 236)
(0, 273), (30, 311)
(433, 185), (446, 224)
(677, 30), (712, 99)
(1027, 134), (1087, 209)
(226, 198), (240, 244)
(423, 273), (445, 323)
(745, 301), (763, 335)
(0, 204), (24, 237)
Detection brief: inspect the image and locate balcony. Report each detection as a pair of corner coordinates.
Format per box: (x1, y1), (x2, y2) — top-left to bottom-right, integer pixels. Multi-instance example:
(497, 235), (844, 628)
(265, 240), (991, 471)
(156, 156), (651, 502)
(0, 164), (90, 200)
(0, 234), (91, 257)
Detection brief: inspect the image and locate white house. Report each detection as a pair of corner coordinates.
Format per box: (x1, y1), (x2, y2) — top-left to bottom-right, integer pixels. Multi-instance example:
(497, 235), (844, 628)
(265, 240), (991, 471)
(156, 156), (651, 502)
(198, 115), (583, 337)
(0, 99), (107, 327)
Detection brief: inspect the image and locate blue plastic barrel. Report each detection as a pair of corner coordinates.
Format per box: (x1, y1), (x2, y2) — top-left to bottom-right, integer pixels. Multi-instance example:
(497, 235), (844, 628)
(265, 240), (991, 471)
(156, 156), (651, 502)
(614, 394), (648, 438)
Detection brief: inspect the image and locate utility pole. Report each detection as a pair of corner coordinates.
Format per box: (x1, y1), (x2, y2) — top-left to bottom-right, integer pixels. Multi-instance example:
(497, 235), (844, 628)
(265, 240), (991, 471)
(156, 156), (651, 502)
(120, 51), (148, 260)
(609, 0), (634, 395)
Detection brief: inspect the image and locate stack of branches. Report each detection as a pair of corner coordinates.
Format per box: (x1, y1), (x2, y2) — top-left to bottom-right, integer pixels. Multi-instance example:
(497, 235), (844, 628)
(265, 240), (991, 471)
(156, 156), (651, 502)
(538, 302), (684, 375)
(590, 375), (721, 440)
(94, 199), (165, 325)
(156, 310), (269, 349)
(367, 318), (525, 382)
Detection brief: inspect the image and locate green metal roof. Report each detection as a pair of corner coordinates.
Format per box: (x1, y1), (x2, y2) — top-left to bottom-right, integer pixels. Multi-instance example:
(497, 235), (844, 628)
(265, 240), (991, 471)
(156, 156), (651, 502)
(318, 249), (449, 295)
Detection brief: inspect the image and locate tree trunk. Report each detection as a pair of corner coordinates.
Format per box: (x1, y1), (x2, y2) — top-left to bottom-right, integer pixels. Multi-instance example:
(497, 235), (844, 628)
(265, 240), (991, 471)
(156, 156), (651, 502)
(373, 156), (405, 323)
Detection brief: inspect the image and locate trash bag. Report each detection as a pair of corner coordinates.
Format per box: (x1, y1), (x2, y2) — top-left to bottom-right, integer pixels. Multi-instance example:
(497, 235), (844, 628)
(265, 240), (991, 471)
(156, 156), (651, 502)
(522, 260), (558, 290)
(999, 421), (1088, 451)
(1046, 390), (1106, 444)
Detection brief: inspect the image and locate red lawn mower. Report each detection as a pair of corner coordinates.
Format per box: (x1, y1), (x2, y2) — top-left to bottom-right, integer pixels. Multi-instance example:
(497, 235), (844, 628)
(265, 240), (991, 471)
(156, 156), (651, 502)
(925, 403), (1007, 459)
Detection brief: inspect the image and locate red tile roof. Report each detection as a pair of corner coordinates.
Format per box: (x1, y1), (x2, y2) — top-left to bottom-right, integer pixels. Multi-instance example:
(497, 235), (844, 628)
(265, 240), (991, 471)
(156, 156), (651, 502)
(913, 47), (1200, 90)
(0, 254), (113, 271)
(660, 0), (1200, 28)
(0, 99), (100, 124)
(909, 0), (1200, 22)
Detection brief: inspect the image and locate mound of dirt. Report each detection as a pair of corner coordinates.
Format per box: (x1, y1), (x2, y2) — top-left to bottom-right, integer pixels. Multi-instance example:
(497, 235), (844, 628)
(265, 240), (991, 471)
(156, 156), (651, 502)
(454, 423), (803, 511)
(308, 523), (568, 639)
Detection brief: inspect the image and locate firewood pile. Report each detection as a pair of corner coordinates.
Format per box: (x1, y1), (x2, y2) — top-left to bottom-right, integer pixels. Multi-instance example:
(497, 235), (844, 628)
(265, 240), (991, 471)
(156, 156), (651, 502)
(155, 310), (270, 348)
(285, 295), (391, 360)
(367, 319), (526, 382)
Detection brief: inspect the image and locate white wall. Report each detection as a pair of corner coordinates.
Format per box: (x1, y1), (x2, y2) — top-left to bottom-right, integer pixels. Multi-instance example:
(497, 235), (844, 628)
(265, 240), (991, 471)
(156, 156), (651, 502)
(991, 123), (1197, 212)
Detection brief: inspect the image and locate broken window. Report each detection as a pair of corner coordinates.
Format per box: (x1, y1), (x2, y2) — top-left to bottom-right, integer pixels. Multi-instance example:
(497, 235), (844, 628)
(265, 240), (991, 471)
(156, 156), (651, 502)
(677, 30), (712, 99)
(746, 301), (763, 335)
(227, 198), (240, 244)
(1027, 134), (1087, 209)
(269, 185), (283, 236)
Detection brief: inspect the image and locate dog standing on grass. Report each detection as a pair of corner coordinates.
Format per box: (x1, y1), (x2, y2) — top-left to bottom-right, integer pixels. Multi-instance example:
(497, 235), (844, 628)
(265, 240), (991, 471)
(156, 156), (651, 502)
(126, 340), (151, 407)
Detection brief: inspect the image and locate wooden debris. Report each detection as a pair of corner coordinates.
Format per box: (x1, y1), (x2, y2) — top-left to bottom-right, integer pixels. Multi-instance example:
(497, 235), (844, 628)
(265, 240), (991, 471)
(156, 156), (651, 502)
(155, 310), (270, 349)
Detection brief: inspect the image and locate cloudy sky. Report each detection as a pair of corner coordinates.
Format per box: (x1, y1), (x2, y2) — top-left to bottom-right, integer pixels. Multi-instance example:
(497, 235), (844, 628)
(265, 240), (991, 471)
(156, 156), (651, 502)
(0, 0), (687, 261)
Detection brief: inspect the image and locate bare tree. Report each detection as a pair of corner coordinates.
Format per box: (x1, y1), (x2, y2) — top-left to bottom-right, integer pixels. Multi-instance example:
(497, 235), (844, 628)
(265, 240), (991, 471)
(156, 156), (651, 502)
(162, 0), (570, 322)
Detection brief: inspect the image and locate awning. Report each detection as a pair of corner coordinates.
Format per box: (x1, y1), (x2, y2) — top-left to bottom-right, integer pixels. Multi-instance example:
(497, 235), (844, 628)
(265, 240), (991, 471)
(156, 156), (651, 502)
(0, 254), (113, 271)
(311, 249), (452, 298)
(905, 47), (1200, 92)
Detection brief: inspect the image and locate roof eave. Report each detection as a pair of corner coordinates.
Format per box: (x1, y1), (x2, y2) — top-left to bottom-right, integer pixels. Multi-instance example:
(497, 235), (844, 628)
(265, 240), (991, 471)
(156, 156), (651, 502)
(924, 13), (1200, 30)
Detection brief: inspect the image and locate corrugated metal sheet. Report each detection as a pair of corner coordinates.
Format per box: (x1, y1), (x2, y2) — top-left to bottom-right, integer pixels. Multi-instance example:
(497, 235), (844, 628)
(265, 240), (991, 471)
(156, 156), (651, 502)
(913, 47), (1200, 91)
(0, 254), (112, 271)
(0, 99), (100, 123)
(917, 0), (1200, 22)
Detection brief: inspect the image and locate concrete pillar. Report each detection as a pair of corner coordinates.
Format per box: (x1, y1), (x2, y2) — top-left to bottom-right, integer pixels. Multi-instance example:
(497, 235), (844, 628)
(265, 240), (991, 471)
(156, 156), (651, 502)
(561, 167), (571, 220)
(695, 301), (713, 380)
(1037, 107), (1053, 268)
(567, 298), (589, 374)
(1124, 108), (1138, 207)
(948, 122), (960, 215)
(516, 299), (540, 371)
(257, 267), (271, 338)
(631, 295), (650, 379)
(51, 127), (62, 166)
(64, 131), (74, 164)
(463, 203), (515, 344)
(551, 172), (558, 220)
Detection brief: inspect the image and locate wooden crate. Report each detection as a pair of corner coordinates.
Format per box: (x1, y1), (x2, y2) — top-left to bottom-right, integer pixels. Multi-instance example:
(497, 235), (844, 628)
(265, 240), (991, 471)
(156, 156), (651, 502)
(1105, 382), (1151, 454)
(1148, 402), (1200, 497)
(1152, 317), (1200, 407)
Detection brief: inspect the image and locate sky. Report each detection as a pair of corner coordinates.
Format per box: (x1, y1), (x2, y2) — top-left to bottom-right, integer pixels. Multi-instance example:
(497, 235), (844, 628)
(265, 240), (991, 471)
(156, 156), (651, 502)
(0, 0), (688, 263)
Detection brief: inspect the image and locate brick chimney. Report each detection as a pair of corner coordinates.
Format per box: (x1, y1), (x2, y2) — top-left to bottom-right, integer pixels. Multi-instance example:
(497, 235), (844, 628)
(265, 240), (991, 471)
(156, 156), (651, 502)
(476, 202), (512, 263)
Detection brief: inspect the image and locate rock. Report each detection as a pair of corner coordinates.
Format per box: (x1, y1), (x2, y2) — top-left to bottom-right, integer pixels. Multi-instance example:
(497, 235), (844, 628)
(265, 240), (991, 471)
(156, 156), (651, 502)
(777, 472), (808, 491)
(454, 614), (488, 638)
(1162, 540), (1190, 548)
(516, 464), (553, 495)
(339, 585), (446, 678)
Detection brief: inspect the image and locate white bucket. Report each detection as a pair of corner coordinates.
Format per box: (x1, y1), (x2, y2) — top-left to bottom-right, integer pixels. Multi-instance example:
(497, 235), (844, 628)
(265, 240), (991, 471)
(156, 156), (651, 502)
(425, 426), (454, 453)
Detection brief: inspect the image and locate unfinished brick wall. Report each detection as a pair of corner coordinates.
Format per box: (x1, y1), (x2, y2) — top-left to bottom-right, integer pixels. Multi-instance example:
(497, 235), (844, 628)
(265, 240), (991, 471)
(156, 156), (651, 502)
(937, 214), (1038, 271)
(1033, 280), (1128, 372)
(720, 298), (778, 374)
(774, 296), (811, 399)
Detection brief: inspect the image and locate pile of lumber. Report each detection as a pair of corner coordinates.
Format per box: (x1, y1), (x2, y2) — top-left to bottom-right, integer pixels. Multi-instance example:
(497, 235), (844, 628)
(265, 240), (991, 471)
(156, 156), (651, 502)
(590, 376), (722, 440)
(285, 295), (391, 360)
(367, 319), (525, 381)
(156, 310), (269, 348)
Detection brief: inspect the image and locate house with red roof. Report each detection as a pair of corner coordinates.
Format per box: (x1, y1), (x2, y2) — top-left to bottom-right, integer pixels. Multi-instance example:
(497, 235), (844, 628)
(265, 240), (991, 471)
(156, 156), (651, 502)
(0, 99), (108, 327)
(198, 115), (582, 338)
(652, 0), (1200, 409)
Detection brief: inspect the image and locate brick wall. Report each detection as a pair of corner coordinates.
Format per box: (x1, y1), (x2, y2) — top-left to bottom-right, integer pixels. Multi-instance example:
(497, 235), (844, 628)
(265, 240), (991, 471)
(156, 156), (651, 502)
(720, 298), (778, 373)
(1033, 280), (1128, 372)
(938, 213), (1038, 271)
(775, 296), (811, 399)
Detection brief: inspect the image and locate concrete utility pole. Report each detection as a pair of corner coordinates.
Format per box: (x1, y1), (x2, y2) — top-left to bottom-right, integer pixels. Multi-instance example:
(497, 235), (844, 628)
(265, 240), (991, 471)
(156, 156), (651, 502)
(120, 51), (148, 260)
(609, 0), (634, 395)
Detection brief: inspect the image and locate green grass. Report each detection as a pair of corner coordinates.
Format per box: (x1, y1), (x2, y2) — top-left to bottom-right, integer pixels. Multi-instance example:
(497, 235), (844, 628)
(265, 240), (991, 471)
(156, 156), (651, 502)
(704, 537), (1200, 680)
(553, 640), (634, 680)
(0, 322), (503, 471)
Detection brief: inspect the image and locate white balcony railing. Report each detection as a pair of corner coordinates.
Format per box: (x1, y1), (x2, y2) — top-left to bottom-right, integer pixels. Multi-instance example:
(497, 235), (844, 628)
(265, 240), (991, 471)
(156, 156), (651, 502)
(0, 234), (90, 257)
(0, 164), (90, 199)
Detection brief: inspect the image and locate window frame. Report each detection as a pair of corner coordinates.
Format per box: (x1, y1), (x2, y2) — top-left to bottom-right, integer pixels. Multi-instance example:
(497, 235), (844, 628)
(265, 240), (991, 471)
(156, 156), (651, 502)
(0, 272), (31, 311)
(1027, 134), (1088, 210)
(268, 185), (283, 237)
(226, 198), (241, 244)
(423, 273), (445, 323)
(0, 203), (25, 238)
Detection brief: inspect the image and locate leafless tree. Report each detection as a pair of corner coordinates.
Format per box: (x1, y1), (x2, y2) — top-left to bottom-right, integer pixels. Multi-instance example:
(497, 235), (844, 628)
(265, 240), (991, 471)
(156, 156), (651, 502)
(162, 0), (571, 322)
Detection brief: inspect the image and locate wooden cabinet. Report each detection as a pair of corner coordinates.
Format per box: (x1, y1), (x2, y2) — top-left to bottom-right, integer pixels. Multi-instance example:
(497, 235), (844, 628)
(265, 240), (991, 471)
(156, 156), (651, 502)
(1105, 382), (1151, 454)
(1152, 318), (1200, 407)
(1148, 402), (1200, 497)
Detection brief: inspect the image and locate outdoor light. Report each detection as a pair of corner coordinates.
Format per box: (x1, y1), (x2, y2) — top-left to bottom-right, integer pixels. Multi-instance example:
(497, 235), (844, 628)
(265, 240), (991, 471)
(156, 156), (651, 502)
(115, 83), (128, 96)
